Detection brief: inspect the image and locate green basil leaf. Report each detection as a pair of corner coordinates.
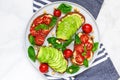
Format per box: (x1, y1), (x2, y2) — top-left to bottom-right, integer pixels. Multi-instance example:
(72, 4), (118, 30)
(28, 46), (36, 62)
(53, 43), (63, 49)
(29, 35), (35, 45)
(58, 3), (72, 14)
(92, 42), (99, 52)
(75, 34), (81, 44)
(83, 59), (89, 67)
(47, 37), (57, 44)
(63, 38), (74, 47)
(49, 16), (57, 27)
(84, 45), (87, 52)
(35, 24), (48, 31)
(62, 38), (74, 51)
(66, 65), (80, 74)
(47, 37), (63, 49)
(82, 52), (86, 56)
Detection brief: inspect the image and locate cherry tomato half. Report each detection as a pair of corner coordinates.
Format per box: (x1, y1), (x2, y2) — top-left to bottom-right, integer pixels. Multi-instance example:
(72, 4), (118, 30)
(53, 9), (61, 17)
(82, 23), (92, 33)
(74, 44), (84, 54)
(80, 34), (89, 43)
(84, 51), (91, 59)
(63, 49), (73, 58)
(35, 35), (45, 46)
(85, 42), (93, 51)
(33, 16), (43, 26)
(39, 63), (48, 73)
(42, 15), (51, 25)
(75, 54), (84, 64)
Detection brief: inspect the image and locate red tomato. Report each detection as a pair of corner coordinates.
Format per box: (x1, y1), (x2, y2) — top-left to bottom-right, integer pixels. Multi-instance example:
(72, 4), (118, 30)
(33, 16), (43, 26)
(84, 51), (91, 59)
(82, 24), (92, 33)
(85, 42), (93, 51)
(74, 44), (84, 54)
(42, 15), (51, 25)
(41, 29), (50, 36)
(53, 9), (61, 17)
(39, 63), (48, 73)
(30, 27), (40, 36)
(75, 54), (84, 64)
(80, 34), (89, 43)
(35, 35), (45, 46)
(63, 49), (73, 58)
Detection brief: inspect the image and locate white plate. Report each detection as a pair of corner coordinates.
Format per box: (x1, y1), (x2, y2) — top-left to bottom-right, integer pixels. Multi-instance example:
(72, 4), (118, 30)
(25, 1), (100, 78)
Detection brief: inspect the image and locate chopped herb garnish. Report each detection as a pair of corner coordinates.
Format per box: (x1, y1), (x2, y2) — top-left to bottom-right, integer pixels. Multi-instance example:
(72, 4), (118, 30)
(82, 52), (86, 56)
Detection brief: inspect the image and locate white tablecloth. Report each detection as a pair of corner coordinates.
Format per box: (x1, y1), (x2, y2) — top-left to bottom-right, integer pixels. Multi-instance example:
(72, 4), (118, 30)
(0, 0), (120, 80)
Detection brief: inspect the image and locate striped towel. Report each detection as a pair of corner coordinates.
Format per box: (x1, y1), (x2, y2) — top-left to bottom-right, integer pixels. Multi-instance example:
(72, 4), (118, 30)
(33, 0), (120, 80)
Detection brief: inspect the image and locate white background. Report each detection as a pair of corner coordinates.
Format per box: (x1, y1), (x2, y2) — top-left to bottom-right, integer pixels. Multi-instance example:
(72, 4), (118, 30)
(0, 0), (120, 80)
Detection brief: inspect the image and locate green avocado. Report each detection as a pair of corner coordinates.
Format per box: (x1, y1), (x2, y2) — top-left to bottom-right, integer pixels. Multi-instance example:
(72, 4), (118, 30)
(37, 47), (67, 73)
(56, 13), (84, 40)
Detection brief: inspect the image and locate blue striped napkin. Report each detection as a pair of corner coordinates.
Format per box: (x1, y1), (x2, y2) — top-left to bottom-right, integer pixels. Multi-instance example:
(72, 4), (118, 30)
(33, 0), (120, 80)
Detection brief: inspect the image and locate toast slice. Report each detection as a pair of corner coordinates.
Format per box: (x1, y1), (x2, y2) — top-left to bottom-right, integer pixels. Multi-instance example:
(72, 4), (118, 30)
(71, 32), (94, 66)
(56, 12), (85, 40)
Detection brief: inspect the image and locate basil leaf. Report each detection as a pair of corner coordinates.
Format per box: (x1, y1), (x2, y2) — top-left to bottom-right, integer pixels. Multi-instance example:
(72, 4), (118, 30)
(28, 46), (36, 62)
(66, 65), (80, 74)
(49, 16), (57, 27)
(47, 37), (63, 49)
(83, 59), (89, 67)
(53, 43), (63, 49)
(82, 52), (86, 56)
(63, 38), (74, 47)
(29, 35), (35, 45)
(58, 3), (72, 14)
(35, 24), (48, 31)
(75, 34), (81, 44)
(47, 37), (57, 44)
(62, 38), (74, 51)
(92, 42), (99, 52)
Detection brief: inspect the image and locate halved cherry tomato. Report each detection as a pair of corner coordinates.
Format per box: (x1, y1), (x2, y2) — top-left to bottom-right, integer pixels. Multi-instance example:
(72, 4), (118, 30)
(41, 29), (50, 36)
(35, 35), (45, 46)
(54, 9), (61, 17)
(39, 63), (48, 73)
(75, 54), (84, 64)
(80, 34), (89, 43)
(74, 44), (84, 54)
(63, 49), (73, 58)
(85, 42), (93, 51)
(84, 51), (91, 59)
(33, 16), (43, 26)
(42, 15), (51, 25)
(82, 23), (92, 33)
(30, 27), (40, 36)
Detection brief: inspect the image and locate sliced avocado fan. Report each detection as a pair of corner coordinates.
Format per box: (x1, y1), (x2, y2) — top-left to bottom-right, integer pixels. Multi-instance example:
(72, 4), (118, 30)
(37, 47), (67, 73)
(56, 12), (85, 40)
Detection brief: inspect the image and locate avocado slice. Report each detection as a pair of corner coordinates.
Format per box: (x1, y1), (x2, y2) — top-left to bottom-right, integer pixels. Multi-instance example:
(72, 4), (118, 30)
(56, 12), (85, 40)
(37, 47), (67, 73)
